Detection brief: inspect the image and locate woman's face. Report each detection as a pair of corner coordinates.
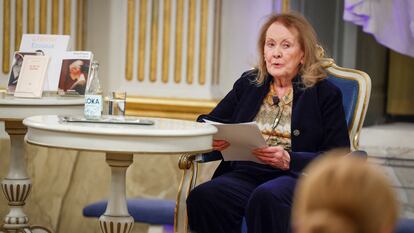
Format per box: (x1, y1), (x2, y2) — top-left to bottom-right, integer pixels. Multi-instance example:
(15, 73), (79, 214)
(264, 22), (304, 80)
(69, 64), (81, 75)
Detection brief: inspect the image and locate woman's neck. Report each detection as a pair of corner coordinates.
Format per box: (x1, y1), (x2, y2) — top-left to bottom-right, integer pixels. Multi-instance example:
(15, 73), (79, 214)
(273, 77), (292, 98)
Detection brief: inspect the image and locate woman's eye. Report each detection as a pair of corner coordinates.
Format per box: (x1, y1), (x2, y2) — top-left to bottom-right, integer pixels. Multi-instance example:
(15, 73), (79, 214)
(282, 43), (290, 48)
(266, 41), (275, 47)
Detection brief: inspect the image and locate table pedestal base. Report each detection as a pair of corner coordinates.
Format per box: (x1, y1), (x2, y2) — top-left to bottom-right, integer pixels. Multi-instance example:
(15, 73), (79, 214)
(99, 215), (134, 233)
(98, 153), (134, 233)
(1, 122), (52, 233)
(1, 178), (31, 227)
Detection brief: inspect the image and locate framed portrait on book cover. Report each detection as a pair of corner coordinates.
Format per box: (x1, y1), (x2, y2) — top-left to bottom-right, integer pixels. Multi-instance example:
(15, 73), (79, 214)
(7, 51), (43, 93)
(58, 59), (91, 95)
(57, 51), (93, 95)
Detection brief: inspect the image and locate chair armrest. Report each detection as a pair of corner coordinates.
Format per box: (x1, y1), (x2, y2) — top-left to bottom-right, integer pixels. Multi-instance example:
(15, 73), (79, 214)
(175, 152), (221, 233)
(175, 153), (198, 233)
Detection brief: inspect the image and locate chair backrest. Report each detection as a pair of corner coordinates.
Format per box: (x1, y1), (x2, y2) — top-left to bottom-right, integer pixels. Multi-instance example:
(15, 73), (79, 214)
(322, 59), (371, 151)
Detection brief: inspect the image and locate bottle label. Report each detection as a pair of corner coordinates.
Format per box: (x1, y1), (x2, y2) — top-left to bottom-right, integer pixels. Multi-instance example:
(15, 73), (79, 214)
(84, 94), (102, 119)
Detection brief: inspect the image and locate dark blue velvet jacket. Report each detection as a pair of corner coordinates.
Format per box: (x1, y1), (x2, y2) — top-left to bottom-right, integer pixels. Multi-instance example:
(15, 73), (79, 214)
(198, 69), (350, 177)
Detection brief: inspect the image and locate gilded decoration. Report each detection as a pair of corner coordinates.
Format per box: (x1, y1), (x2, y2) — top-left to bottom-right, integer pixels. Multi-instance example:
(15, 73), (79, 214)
(1, 0), (87, 74)
(125, 0), (220, 86)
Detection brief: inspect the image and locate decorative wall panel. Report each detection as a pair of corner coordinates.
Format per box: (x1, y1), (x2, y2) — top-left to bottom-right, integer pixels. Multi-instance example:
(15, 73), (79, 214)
(0, 0), (87, 85)
(124, 0), (221, 89)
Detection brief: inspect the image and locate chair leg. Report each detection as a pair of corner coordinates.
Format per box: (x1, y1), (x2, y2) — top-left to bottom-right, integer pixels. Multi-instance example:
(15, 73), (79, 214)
(174, 153), (198, 233)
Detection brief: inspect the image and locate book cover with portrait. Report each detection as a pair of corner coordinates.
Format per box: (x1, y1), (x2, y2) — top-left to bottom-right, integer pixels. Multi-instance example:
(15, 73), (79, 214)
(57, 51), (93, 95)
(7, 51), (43, 93)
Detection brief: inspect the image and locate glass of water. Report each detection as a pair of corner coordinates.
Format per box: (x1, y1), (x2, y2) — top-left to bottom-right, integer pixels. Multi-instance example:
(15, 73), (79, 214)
(107, 91), (126, 116)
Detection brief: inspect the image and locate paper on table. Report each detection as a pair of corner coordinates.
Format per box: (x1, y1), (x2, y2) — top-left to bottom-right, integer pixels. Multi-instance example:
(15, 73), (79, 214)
(204, 119), (267, 163)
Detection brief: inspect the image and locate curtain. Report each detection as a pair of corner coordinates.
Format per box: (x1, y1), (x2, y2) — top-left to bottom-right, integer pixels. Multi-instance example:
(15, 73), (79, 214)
(344, 0), (414, 58)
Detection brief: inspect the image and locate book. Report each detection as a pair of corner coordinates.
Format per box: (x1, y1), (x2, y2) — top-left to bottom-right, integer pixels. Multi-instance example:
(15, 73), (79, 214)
(57, 51), (94, 95)
(7, 51), (43, 93)
(19, 34), (70, 91)
(14, 55), (50, 98)
(204, 119), (267, 163)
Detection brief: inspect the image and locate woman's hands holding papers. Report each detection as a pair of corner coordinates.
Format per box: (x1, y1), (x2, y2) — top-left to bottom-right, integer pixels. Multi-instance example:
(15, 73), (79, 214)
(213, 140), (230, 151)
(252, 146), (290, 170)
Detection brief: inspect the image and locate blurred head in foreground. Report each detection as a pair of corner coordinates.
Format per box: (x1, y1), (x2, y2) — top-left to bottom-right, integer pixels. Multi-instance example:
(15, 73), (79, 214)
(292, 152), (398, 233)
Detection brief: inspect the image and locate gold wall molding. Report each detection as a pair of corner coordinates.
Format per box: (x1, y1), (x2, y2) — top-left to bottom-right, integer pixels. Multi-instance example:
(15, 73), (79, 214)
(2, 0), (11, 74)
(39, 0), (48, 34)
(174, 0), (184, 83)
(1, 0), (87, 75)
(162, 0), (171, 83)
(198, 0), (208, 85)
(27, 0), (35, 33)
(138, 0), (147, 81)
(126, 96), (218, 120)
(186, 0), (196, 84)
(126, 0), (221, 87)
(76, 0), (86, 50)
(387, 51), (414, 115)
(120, 0), (222, 116)
(63, 0), (71, 35)
(15, 0), (23, 51)
(52, 0), (59, 34)
(212, 0), (221, 85)
(282, 0), (290, 12)
(149, 0), (159, 82)
(126, 0), (135, 81)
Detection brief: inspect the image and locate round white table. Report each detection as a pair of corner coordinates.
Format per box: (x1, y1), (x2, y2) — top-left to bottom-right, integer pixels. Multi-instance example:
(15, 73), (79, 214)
(23, 115), (216, 233)
(0, 95), (84, 233)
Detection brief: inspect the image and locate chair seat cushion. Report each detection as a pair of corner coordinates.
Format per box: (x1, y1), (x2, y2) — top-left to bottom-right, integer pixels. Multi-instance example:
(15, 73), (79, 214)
(83, 199), (175, 225)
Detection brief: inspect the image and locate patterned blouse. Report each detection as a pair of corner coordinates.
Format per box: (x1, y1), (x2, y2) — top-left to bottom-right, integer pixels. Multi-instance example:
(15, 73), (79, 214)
(253, 84), (293, 151)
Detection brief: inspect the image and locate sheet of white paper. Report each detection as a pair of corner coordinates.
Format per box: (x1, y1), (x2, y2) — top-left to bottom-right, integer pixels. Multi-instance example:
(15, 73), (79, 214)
(204, 119), (267, 163)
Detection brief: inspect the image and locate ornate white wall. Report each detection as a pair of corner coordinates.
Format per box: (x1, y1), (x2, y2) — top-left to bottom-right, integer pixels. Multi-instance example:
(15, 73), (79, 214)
(0, 0), (86, 89)
(86, 0), (275, 99)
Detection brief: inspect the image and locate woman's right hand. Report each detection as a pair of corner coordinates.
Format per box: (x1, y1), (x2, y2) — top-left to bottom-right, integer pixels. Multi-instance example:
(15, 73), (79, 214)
(213, 139), (230, 151)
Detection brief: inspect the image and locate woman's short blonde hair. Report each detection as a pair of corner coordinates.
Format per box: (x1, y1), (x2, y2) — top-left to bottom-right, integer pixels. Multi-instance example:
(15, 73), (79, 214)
(256, 12), (326, 87)
(292, 152), (398, 233)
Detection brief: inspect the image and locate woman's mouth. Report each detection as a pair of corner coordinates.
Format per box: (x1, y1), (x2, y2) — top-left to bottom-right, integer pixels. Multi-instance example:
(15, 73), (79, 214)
(272, 63), (283, 68)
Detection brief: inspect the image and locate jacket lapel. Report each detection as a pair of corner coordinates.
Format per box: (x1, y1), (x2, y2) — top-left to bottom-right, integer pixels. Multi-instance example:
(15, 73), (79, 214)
(292, 75), (305, 111)
(243, 75), (271, 122)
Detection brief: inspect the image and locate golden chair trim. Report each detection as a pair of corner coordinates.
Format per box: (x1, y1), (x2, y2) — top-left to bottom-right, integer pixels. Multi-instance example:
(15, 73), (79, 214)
(322, 58), (371, 150)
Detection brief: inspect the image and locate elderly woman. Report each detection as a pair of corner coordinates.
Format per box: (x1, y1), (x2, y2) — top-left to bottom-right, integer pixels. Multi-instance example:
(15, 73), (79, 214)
(292, 153), (398, 233)
(186, 12), (350, 233)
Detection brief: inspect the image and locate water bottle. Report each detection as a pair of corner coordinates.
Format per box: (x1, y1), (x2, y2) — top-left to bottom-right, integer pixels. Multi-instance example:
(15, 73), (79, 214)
(84, 61), (103, 119)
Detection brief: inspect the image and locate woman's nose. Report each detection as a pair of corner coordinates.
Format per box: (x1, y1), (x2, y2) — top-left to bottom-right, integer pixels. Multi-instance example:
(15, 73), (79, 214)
(273, 48), (282, 58)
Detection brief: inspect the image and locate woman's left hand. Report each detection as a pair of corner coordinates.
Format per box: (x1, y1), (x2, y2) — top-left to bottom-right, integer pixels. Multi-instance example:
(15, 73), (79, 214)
(252, 146), (290, 170)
